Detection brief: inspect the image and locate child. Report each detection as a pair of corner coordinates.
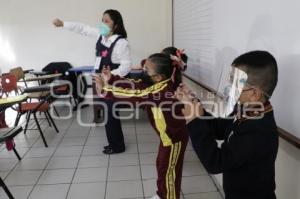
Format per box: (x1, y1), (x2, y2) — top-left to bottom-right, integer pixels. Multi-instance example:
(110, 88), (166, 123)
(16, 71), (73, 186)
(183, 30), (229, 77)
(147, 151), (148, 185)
(94, 52), (188, 199)
(175, 51), (279, 199)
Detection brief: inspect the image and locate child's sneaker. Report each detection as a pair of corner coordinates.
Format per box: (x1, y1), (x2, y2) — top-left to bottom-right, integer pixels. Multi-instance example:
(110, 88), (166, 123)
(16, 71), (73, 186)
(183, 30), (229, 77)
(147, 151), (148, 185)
(150, 195), (161, 199)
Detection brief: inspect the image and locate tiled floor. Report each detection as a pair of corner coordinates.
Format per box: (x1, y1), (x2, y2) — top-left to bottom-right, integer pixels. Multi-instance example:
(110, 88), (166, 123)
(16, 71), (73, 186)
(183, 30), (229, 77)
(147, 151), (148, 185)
(0, 105), (223, 199)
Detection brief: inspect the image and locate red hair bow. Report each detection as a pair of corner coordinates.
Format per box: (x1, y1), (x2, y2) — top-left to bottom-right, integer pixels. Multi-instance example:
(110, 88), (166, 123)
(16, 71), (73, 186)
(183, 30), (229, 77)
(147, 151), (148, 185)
(170, 49), (186, 82)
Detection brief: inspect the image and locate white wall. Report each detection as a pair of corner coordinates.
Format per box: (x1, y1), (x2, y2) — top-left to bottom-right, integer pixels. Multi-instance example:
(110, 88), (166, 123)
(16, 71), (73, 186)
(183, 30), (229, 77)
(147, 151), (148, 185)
(0, 0), (172, 72)
(275, 139), (300, 199)
(184, 77), (300, 199)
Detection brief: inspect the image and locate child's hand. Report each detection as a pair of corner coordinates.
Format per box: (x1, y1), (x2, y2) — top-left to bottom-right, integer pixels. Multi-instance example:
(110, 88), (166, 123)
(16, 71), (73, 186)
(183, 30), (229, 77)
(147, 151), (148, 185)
(92, 74), (105, 96)
(101, 65), (112, 82)
(174, 83), (204, 123)
(174, 83), (196, 103)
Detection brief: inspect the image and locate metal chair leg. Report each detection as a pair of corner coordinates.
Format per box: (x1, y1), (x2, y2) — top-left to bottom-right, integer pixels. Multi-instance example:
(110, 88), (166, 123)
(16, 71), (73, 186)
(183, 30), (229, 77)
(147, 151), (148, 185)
(46, 111), (59, 133)
(23, 112), (31, 135)
(0, 177), (14, 199)
(44, 112), (52, 127)
(33, 112), (48, 147)
(53, 106), (60, 117)
(13, 147), (21, 161)
(14, 113), (21, 127)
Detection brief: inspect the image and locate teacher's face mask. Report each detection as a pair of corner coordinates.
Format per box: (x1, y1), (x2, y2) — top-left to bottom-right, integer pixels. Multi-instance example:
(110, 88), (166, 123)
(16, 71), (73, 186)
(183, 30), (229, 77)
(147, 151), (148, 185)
(98, 22), (111, 37)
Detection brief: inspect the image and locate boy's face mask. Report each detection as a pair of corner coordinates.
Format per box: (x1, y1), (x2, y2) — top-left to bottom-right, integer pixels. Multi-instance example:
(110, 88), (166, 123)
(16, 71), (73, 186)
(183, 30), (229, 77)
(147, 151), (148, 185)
(218, 67), (248, 118)
(98, 22), (111, 37)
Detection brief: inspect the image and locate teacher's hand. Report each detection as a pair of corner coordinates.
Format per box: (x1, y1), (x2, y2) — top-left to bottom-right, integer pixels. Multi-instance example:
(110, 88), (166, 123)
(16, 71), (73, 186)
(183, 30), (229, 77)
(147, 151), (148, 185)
(53, 18), (64, 27)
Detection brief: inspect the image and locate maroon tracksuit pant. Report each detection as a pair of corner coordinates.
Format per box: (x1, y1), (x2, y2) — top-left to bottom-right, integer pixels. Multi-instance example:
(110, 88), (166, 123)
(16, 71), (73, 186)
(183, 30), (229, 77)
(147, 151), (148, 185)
(156, 140), (188, 199)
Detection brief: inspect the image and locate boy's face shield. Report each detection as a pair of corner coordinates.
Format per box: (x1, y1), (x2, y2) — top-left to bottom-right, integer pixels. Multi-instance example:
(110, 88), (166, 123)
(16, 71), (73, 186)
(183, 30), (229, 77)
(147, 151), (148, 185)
(218, 67), (248, 118)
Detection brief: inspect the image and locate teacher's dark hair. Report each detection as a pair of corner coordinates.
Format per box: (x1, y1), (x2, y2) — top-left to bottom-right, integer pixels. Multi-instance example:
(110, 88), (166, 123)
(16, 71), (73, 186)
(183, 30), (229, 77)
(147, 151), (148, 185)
(104, 9), (127, 38)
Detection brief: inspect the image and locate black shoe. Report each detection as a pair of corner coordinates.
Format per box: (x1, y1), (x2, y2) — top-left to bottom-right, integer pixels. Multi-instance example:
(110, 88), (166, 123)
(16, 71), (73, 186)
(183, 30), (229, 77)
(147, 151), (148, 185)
(102, 148), (125, 155)
(103, 145), (111, 150)
(81, 104), (89, 109)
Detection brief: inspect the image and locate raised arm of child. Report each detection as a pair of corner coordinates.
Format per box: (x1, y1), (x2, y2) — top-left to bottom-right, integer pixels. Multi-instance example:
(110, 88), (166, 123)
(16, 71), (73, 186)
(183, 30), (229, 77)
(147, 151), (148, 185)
(94, 66), (174, 106)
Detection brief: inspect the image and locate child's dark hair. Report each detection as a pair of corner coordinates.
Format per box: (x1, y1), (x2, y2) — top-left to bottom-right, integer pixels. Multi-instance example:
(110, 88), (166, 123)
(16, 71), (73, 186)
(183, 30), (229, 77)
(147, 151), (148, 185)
(104, 9), (127, 38)
(148, 53), (183, 88)
(162, 47), (188, 70)
(232, 50), (278, 100)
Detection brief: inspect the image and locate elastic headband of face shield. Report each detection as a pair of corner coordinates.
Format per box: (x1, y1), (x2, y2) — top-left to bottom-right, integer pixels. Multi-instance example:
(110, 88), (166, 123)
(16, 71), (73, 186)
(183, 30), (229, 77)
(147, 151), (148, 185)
(243, 82), (271, 100)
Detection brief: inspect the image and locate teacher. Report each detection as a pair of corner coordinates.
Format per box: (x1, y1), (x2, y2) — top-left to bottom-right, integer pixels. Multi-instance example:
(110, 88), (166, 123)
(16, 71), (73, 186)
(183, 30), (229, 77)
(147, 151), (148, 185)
(53, 9), (131, 154)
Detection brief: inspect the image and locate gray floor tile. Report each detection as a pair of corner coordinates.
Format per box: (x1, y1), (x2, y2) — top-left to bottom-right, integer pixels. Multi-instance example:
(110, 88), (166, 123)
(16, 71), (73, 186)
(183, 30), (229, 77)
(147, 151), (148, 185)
(28, 184), (69, 199)
(109, 153), (139, 166)
(106, 180), (143, 199)
(78, 155), (108, 168)
(139, 153), (157, 165)
(184, 192), (223, 199)
(73, 167), (107, 183)
(182, 162), (208, 176)
(108, 166), (141, 181)
(67, 182), (106, 199)
(46, 156), (79, 169)
(37, 169), (75, 184)
(141, 165), (157, 180)
(0, 185), (33, 199)
(14, 158), (49, 170)
(53, 146), (83, 157)
(5, 170), (43, 186)
(181, 176), (218, 194)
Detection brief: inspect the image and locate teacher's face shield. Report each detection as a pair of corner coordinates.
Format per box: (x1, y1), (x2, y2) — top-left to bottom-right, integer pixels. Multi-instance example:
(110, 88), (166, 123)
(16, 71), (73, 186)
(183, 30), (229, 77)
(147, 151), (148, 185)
(218, 67), (248, 118)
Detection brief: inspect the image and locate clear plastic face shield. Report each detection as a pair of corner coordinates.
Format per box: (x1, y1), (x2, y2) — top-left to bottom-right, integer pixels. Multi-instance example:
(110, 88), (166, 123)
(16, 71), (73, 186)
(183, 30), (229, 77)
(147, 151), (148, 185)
(218, 67), (248, 118)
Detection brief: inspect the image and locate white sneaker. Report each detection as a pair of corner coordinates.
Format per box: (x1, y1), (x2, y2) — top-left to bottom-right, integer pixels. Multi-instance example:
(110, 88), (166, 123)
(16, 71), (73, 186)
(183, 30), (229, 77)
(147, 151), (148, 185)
(150, 195), (161, 199)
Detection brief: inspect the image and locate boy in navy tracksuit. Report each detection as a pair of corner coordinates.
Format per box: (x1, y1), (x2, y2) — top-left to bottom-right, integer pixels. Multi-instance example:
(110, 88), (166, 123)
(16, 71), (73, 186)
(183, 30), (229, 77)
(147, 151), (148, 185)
(176, 51), (279, 199)
(94, 52), (188, 199)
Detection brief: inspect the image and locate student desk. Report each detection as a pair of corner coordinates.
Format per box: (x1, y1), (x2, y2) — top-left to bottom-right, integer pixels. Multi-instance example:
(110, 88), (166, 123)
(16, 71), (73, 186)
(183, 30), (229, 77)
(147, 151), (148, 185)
(22, 82), (68, 93)
(22, 73), (63, 85)
(0, 94), (28, 112)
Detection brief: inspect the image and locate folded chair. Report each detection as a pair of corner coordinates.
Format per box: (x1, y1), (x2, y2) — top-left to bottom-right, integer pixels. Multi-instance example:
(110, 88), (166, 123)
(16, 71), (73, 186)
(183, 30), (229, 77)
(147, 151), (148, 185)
(9, 67), (28, 88)
(1, 74), (59, 147)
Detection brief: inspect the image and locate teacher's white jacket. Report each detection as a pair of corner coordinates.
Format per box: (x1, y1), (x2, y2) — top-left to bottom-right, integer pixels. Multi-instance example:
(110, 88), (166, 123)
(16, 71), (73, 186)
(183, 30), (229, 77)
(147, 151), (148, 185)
(63, 21), (132, 77)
